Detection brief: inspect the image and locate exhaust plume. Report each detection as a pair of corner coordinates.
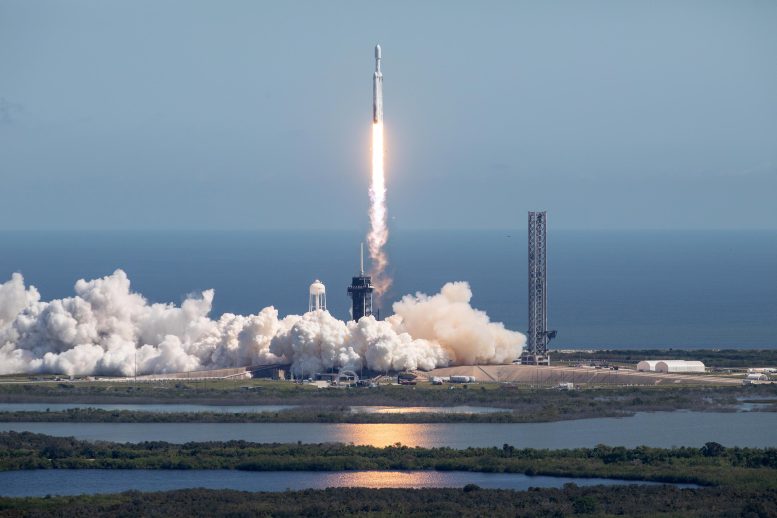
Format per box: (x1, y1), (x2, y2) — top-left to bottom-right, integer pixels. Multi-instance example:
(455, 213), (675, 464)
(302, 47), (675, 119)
(368, 120), (391, 298)
(0, 270), (524, 376)
(368, 44), (391, 300)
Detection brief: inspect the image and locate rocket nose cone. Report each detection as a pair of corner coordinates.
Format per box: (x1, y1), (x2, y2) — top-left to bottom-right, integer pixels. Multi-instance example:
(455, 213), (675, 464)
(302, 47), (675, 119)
(375, 44), (381, 60)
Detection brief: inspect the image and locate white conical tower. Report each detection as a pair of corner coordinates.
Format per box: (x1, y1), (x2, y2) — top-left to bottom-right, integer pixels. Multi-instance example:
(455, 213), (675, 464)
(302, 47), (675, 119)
(309, 279), (327, 312)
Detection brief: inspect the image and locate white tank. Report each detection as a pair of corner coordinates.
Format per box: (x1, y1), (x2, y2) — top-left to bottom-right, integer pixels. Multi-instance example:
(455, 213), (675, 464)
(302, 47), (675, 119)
(309, 280), (327, 312)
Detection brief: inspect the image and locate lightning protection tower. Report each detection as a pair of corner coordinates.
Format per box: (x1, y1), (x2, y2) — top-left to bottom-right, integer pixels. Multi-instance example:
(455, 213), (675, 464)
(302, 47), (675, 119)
(520, 211), (556, 365)
(347, 243), (374, 322)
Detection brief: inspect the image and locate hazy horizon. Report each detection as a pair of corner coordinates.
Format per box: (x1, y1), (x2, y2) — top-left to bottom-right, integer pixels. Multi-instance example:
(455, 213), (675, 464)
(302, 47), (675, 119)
(2, 229), (775, 349)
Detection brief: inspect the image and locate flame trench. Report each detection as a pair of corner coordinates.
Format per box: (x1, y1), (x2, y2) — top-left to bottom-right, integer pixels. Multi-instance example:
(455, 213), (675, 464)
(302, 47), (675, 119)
(368, 121), (391, 297)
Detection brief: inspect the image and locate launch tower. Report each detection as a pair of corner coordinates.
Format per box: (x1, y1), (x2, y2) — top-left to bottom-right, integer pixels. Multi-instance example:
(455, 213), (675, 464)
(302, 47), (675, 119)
(520, 211), (556, 365)
(347, 244), (374, 321)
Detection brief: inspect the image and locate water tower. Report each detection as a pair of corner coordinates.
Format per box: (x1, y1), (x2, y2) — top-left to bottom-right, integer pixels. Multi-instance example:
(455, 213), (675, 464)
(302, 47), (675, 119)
(309, 279), (327, 312)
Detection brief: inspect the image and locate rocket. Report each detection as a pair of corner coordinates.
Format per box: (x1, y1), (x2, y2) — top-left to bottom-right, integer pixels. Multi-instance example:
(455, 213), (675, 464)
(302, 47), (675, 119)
(373, 44), (383, 124)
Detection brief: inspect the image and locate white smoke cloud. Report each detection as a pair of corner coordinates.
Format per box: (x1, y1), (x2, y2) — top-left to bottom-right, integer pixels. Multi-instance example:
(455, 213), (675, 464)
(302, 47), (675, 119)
(0, 270), (524, 376)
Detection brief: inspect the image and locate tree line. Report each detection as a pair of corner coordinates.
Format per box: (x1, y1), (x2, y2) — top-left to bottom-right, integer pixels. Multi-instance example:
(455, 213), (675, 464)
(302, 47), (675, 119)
(2, 432), (777, 489)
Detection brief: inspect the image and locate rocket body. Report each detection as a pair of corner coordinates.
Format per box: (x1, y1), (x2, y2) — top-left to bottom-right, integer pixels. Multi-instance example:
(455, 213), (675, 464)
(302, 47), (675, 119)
(373, 44), (383, 124)
(367, 43), (390, 298)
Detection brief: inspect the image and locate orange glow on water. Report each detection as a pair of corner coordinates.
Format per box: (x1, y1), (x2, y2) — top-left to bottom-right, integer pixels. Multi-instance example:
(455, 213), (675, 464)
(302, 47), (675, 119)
(333, 423), (426, 448)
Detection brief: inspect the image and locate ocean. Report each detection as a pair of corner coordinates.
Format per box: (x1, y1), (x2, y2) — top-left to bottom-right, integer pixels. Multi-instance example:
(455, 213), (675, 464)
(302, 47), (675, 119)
(0, 230), (775, 349)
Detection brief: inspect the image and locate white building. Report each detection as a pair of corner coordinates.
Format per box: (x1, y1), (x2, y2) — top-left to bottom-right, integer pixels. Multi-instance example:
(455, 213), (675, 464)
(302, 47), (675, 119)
(655, 360), (705, 373)
(637, 360), (706, 373)
(637, 360), (660, 372)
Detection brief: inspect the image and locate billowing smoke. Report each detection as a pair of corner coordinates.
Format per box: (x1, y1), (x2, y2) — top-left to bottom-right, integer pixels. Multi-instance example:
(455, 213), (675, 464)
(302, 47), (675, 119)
(0, 270), (524, 376)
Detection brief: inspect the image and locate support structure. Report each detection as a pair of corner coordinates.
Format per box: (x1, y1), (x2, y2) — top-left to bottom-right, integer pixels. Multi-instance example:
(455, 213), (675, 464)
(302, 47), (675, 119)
(347, 243), (374, 321)
(519, 211), (555, 365)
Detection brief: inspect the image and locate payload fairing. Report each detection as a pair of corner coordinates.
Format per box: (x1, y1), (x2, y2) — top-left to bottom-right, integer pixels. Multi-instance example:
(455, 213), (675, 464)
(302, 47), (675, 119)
(373, 44), (383, 123)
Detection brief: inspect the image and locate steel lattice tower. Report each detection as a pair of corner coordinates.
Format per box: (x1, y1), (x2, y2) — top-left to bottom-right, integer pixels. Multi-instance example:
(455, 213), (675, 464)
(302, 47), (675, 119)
(526, 211), (550, 363)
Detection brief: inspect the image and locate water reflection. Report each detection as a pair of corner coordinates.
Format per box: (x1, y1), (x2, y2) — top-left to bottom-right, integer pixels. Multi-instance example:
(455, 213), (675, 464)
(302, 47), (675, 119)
(3, 412), (777, 448)
(334, 423), (429, 447)
(323, 471), (449, 488)
(0, 470), (698, 497)
(350, 406), (509, 415)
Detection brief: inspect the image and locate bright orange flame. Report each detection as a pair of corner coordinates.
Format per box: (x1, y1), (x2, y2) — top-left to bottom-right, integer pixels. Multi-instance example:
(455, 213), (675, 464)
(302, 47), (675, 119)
(368, 121), (391, 298)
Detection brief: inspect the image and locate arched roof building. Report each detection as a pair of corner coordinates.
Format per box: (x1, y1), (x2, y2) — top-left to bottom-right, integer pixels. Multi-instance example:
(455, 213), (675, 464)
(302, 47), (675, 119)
(655, 360), (706, 373)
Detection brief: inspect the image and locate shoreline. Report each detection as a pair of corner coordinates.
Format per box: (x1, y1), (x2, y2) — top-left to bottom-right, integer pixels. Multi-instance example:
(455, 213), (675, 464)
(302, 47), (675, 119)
(2, 432), (775, 491)
(0, 407), (631, 424)
(0, 383), (774, 423)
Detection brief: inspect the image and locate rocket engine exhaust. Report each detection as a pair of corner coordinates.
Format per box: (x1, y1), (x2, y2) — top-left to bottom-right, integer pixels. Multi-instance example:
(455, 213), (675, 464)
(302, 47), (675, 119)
(368, 44), (391, 299)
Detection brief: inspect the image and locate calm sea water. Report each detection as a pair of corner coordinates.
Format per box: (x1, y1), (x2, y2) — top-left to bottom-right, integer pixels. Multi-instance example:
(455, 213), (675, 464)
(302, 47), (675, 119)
(0, 230), (775, 348)
(3, 411), (776, 448)
(0, 470), (693, 497)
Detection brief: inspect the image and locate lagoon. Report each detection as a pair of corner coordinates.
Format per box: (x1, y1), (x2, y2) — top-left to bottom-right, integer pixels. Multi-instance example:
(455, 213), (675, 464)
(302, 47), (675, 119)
(3, 411), (776, 448)
(0, 470), (697, 497)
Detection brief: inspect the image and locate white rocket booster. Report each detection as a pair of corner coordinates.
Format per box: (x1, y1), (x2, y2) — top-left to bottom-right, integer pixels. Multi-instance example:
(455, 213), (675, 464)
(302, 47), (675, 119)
(373, 44), (383, 124)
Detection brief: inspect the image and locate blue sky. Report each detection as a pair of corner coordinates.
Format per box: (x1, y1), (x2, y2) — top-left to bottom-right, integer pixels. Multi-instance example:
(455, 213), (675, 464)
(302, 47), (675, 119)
(1, 0), (775, 231)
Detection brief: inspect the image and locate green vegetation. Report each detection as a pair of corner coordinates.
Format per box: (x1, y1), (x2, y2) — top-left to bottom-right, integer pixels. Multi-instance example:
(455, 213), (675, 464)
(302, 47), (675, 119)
(0, 407), (542, 424)
(553, 348), (777, 369)
(0, 397), (771, 424)
(2, 380), (775, 423)
(3, 432), (777, 490)
(2, 433), (776, 516)
(2, 486), (777, 518)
